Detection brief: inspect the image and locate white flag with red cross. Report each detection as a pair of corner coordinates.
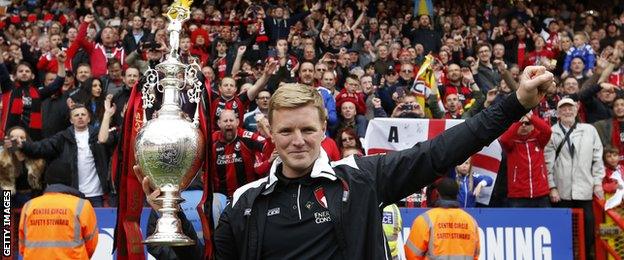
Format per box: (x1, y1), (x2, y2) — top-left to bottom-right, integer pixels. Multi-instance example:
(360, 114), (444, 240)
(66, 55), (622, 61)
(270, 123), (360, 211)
(363, 118), (502, 205)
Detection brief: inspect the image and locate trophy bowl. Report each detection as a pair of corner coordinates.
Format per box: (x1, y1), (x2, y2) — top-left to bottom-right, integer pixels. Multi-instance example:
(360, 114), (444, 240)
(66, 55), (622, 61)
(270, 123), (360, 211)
(135, 108), (205, 246)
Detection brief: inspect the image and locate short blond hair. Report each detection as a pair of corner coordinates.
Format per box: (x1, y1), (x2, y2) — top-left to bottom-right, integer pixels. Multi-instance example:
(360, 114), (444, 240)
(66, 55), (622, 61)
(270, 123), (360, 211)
(268, 83), (326, 125)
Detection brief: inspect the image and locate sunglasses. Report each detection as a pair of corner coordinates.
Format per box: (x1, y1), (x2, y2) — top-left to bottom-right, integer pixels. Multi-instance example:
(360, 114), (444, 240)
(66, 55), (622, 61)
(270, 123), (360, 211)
(521, 121), (532, 126)
(342, 137), (355, 141)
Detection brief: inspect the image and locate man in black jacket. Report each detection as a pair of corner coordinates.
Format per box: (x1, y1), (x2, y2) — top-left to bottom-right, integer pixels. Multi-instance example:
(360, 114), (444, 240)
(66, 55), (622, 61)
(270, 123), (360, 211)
(8, 104), (112, 207)
(263, 3), (320, 46)
(122, 15), (151, 54)
(41, 58), (70, 138)
(408, 15), (441, 54)
(138, 66), (554, 259)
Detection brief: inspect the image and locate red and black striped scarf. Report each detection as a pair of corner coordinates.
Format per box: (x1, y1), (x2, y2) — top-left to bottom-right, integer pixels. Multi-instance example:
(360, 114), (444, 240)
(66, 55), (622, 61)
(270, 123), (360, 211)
(1, 83), (42, 140)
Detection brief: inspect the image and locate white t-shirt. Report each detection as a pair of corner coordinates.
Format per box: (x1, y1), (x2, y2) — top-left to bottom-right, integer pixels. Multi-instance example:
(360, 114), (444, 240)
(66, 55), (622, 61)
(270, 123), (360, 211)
(75, 129), (103, 197)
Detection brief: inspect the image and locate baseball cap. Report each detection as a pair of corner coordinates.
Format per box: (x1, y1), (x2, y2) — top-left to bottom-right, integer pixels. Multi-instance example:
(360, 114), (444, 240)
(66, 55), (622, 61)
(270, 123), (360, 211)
(557, 97), (577, 108)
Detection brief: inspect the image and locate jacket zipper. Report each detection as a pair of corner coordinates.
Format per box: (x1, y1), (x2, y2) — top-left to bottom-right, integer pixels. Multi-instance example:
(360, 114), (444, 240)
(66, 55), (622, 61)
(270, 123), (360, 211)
(513, 166), (517, 182)
(297, 184), (302, 220)
(526, 143), (534, 198)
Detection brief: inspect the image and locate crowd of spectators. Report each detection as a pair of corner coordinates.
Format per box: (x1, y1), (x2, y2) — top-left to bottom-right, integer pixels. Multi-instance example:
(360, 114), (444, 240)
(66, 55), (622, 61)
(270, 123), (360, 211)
(1, 0), (624, 253)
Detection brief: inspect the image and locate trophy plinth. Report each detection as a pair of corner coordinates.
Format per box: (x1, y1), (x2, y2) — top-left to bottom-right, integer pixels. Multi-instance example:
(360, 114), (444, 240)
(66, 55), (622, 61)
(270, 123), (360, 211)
(143, 189), (194, 246)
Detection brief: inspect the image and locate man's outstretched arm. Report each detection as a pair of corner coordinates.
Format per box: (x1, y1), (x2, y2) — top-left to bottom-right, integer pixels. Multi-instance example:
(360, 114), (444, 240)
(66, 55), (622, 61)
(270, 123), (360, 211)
(355, 66), (555, 205)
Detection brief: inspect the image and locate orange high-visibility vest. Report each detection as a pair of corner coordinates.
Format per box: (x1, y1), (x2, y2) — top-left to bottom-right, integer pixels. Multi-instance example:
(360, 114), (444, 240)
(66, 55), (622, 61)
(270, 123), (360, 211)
(19, 192), (98, 259)
(404, 207), (479, 260)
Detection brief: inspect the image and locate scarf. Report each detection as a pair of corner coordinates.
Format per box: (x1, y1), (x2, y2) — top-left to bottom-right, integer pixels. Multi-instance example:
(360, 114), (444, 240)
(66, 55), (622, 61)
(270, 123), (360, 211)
(256, 19), (268, 43)
(198, 85), (215, 259)
(113, 82), (146, 260)
(1, 81), (42, 140)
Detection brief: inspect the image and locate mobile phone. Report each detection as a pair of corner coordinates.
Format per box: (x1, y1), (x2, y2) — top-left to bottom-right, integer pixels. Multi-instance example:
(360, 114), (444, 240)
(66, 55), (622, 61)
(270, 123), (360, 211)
(7, 139), (17, 153)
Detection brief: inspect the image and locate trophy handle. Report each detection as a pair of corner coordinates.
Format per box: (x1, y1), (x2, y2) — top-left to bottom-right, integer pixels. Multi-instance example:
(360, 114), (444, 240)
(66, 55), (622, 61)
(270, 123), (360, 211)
(184, 59), (203, 128)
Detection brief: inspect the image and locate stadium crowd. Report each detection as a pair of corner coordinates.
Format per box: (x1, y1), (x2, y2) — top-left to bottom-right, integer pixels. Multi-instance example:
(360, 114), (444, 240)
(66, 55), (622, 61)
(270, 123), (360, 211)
(2, 0), (624, 257)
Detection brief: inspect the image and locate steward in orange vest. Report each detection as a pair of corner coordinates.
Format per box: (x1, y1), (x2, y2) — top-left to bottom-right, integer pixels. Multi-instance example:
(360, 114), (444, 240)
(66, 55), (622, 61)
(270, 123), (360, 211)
(405, 178), (480, 260)
(19, 161), (98, 259)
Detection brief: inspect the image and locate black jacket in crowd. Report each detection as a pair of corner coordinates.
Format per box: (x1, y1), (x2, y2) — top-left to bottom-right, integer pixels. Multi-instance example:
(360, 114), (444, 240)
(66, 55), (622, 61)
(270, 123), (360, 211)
(408, 27), (442, 54)
(210, 93), (529, 259)
(21, 125), (112, 195)
(263, 11), (310, 46)
(41, 91), (71, 138)
(576, 84), (618, 124)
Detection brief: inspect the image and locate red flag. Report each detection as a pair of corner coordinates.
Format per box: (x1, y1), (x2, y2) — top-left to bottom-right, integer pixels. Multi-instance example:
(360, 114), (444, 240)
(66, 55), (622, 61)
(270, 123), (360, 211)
(114, 83), (146, 260)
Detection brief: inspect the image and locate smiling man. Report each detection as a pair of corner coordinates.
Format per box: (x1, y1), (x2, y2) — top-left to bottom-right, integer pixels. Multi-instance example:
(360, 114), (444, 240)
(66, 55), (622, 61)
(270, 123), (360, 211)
(139, 65), (555, 259)
(213, 65), (555, 260)
(545, 97), (605, 257)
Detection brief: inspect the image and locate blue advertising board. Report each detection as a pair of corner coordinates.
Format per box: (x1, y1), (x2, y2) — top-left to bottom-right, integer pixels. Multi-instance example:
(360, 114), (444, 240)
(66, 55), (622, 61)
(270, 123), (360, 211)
(401, 208), (573, 260)
(73, 208), (574, 259)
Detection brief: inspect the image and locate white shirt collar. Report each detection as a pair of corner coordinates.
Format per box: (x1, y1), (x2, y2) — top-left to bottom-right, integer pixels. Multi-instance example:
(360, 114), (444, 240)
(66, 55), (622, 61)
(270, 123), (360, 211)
(264, 148), (337, 193)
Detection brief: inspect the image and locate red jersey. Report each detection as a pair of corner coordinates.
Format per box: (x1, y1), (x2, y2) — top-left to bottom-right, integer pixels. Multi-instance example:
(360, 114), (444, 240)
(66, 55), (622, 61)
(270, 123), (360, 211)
(74, 22), (125, 78)
(212, 128), (266, 197)
(524, 48), (555, 69)
(214, 57), (228, 79)
(210, 90), (251, 129)
(608, 68), (624, 88)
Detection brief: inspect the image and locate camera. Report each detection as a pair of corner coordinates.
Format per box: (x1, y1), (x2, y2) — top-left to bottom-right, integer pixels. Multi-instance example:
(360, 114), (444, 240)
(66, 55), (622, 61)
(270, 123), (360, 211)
(401, 104), (414, 111)
(7, 139), (18, 153)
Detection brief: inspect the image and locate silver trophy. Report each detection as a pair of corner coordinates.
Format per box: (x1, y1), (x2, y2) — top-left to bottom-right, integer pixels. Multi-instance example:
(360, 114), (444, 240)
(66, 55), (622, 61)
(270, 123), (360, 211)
(134, 0), (205, 246)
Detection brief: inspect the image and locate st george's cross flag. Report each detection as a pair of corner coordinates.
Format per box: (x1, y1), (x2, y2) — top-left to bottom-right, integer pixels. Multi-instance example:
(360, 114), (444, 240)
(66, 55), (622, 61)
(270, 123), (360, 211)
(363, 118), (502, 205)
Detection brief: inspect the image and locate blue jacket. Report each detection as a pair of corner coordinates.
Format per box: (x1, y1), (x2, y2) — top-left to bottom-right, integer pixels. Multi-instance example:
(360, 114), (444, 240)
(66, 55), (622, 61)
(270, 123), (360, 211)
(563, 44), (595, 73)
(317, 86), (338, 128)
(457, 173), (493, 208)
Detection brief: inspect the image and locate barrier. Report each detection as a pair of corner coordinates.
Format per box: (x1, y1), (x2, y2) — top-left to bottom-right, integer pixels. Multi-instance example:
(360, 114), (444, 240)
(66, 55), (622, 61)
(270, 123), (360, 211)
(594, 196), (624, 260)
(9, 207), (575, 259)
(571, 208), (586, 260)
